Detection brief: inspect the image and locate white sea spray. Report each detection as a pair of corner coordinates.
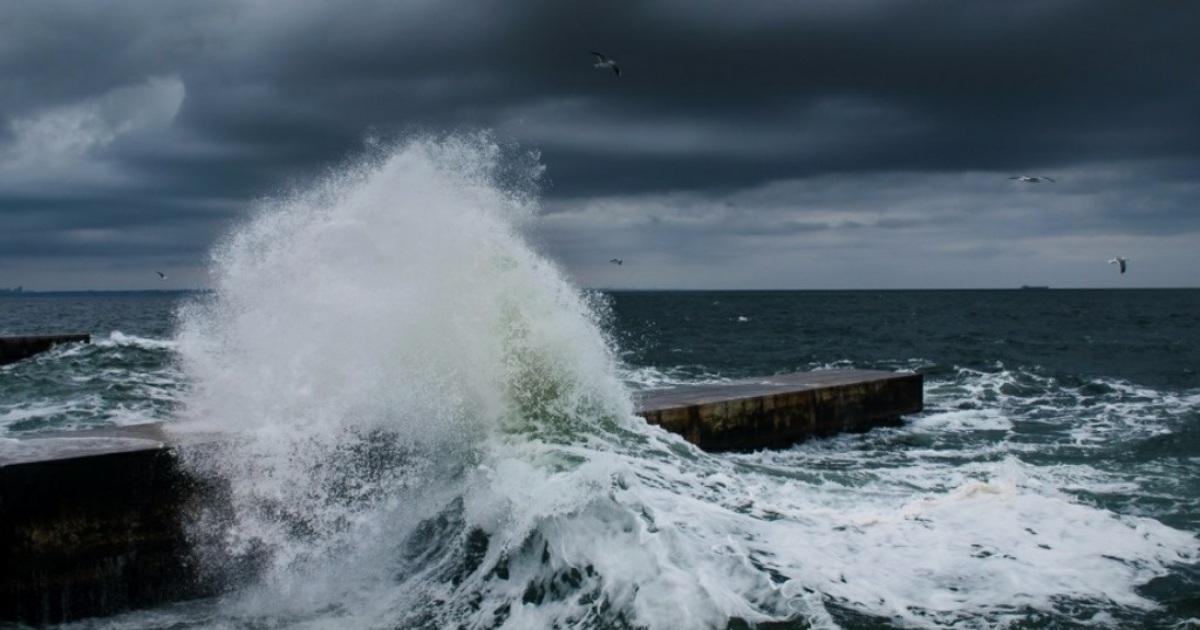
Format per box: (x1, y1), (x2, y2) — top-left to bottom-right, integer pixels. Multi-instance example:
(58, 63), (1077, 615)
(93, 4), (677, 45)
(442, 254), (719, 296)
(163, 135), (1198, 630)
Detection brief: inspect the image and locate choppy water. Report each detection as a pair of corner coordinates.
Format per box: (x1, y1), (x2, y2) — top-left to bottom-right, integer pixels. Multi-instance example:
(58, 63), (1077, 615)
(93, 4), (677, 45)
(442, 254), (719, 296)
(1, 137), (1197, 629)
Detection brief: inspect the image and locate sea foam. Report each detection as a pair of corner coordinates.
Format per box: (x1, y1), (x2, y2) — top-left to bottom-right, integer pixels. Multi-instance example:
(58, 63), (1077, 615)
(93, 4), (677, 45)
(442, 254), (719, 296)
(167, 135), (1196, 629)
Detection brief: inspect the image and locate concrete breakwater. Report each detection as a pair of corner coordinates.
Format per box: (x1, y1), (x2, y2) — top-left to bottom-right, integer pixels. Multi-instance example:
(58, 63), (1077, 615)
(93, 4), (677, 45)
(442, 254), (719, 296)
(0, 370), (922, 625)
(0, 425), (218, 626)
(637, 370), (922, 451)
(0, 334), (91, 366)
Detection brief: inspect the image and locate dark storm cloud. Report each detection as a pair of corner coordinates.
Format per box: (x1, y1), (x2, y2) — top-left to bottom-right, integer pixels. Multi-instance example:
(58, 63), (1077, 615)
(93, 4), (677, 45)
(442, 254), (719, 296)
(508, 0), (1200, 194)
(1, 0), (1197, 289)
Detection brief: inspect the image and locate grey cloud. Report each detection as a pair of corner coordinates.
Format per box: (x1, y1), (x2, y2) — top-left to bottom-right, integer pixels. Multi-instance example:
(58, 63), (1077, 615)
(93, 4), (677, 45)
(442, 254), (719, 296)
(1, 0), (1198, 289)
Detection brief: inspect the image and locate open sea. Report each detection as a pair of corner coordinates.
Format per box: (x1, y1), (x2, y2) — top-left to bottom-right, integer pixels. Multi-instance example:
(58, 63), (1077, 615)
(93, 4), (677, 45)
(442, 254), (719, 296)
(1, 138), (1197, 629)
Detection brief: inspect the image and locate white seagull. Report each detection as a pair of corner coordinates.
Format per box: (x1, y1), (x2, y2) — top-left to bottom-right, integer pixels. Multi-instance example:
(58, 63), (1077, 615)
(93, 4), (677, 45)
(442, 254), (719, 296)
(590, 51), (620, 76)
(1009, 175), (1056, 183)
(1108, 256), (1127, 274)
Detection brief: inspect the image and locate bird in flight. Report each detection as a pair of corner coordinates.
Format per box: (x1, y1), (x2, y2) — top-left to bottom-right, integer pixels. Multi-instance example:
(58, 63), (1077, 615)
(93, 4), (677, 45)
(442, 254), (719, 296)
(1108, 256), (1127, 274)
(609, 258), (623, 265)
(156, 271), (167, 280)
(590, 51), (620, 76)
(1009, 175), (1056, 183)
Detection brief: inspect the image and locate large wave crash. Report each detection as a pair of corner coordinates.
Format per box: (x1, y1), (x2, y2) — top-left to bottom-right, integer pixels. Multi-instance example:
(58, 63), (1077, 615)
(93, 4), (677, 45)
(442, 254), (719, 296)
(169, 135), (1196, 630)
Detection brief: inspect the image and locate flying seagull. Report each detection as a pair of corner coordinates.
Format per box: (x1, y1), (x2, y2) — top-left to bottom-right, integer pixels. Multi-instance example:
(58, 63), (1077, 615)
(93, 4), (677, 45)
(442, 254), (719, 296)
(1009, 175), (1056, 183)
(1108, 256), (1127, 274)
(590, 51), (620, 76)
(156, 271), (167, 280)
(609, 258), (623, 265)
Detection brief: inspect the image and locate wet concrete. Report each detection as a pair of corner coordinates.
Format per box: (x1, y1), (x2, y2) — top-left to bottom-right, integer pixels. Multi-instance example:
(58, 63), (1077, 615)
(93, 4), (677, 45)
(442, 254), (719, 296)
(0, 424), (219, 625)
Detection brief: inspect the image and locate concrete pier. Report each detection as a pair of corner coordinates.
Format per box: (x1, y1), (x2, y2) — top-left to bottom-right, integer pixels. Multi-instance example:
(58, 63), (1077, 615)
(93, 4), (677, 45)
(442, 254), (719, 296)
(636, 370), (923, 451)
(0, 369), (922, 624)
(0, 425), (222, 625)
(0, 334), (91, 366)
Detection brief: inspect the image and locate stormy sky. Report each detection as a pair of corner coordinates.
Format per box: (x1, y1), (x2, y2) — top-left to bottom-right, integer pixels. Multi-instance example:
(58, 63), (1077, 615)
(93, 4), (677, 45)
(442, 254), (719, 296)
(2, 0), (1198, 290)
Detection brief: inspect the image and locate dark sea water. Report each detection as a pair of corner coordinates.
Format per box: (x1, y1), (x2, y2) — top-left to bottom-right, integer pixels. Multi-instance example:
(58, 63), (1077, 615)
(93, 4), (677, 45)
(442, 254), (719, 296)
(2, 288), (1197, 629)
(0, 292), (185, 434)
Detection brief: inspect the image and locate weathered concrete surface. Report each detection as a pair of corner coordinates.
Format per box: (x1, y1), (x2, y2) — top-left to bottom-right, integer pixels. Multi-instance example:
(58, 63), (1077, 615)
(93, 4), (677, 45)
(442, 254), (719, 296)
(0, 370), (923, 624)
(0, 334), (91, 366)
(636, 370), (923, 451)
(0, 424), (221, 625)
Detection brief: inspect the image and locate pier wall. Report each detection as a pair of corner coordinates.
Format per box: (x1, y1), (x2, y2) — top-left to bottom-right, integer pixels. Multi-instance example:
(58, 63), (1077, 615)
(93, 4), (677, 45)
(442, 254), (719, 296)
(637, 370), (922, 451)
(0, 426), (227, 625)
(0, 369), (922, 625)
(0, 334), (91, 366)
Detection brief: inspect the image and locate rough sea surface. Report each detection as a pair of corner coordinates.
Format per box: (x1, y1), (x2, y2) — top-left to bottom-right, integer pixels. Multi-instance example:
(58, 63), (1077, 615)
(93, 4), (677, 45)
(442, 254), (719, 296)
(1, 138), (1196, 629)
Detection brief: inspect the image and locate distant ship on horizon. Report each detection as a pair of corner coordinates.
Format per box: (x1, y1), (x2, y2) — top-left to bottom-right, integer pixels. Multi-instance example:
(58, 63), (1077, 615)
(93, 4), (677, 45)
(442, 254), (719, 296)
(0, 286), (22, 294)
(1019, 285), (1050, 290)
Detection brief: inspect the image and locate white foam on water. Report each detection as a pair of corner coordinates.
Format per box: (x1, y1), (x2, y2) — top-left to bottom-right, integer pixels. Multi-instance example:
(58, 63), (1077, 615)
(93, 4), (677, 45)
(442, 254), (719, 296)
(619, 364), (732, 391)
(743, 456), (1195, 627)
(1060, 380), (1197, 447)
(0, 329), (184, 434)
(0, 390), (170, 433)
(96, 330), (180, 351)
(164, 135), (1197, 630)
(0, 399), (85, 427)
(911, 406), (1012, 433)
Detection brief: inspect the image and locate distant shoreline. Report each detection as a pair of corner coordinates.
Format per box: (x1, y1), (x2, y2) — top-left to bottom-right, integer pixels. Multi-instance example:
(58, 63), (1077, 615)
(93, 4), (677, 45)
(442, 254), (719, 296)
(592, 286), (1199, 293)
(0, 289), (209, 297)
(1, 287), (1196, 297)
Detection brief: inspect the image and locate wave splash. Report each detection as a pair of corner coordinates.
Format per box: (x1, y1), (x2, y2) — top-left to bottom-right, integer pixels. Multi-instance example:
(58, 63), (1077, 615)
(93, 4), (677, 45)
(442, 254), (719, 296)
(170, 134), (790, 628)
(169, 135), (1195, 630)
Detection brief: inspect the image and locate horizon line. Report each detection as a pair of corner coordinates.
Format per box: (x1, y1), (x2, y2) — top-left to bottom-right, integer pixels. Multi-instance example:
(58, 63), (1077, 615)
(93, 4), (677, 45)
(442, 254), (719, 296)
(4, 286), (1199, 295)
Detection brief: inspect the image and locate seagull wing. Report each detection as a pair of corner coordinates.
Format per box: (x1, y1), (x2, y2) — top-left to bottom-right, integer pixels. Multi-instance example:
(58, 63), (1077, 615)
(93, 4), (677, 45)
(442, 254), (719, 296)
(1043, 177), (1056, 182)
(590, 51), (607, 61)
